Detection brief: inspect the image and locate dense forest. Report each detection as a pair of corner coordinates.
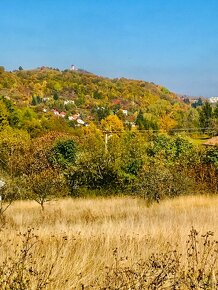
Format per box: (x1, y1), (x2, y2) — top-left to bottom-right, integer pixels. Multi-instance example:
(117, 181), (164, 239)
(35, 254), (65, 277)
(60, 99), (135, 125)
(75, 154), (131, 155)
(0, 66), (218, 210)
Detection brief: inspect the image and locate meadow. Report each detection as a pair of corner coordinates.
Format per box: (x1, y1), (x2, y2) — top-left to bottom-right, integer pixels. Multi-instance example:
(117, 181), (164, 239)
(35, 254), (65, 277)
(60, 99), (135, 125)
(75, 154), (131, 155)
(0, 195), (217, 289)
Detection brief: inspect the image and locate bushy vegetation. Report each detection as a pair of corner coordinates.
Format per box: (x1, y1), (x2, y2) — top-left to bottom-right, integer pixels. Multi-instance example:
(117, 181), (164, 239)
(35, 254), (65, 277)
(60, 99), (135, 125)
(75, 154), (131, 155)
(0, 124), (218, 211)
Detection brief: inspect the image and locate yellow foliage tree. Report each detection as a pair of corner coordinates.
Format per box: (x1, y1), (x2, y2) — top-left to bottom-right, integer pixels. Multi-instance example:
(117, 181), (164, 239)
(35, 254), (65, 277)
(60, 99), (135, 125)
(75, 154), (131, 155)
(101, 115), (124, 132)
(159, 115), (177, 132)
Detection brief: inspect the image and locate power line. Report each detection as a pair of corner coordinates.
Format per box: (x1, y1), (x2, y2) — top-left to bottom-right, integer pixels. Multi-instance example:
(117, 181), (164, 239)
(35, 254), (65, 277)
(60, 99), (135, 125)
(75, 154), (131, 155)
(102, 128), (217, 134)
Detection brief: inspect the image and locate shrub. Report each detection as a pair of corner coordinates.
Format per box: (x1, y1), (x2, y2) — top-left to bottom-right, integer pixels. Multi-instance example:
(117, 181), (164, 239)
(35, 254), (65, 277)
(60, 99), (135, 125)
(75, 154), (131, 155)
(135, 162), (192, 203)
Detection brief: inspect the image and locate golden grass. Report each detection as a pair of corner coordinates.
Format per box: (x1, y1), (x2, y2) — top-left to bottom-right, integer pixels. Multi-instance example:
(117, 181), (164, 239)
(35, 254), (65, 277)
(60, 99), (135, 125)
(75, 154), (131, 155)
(1, 195), (218, 289)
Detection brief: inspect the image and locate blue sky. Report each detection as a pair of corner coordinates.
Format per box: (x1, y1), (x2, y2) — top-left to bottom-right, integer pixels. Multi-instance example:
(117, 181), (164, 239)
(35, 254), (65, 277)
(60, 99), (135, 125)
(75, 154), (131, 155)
(1, 0), (218, 96)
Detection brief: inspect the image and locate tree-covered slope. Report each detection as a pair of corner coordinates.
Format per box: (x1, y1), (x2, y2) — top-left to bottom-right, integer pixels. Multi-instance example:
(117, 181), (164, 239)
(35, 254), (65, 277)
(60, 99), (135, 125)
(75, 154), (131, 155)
(0, 66), (198, 133)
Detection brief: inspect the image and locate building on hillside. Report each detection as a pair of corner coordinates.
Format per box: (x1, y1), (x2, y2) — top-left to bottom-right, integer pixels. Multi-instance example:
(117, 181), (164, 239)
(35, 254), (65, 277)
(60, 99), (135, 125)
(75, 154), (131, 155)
(70, 64), (78, 71)
(68, 113), (80, 121)
(53, 109), (60, 116)
(68, 116), (74, 121)
(77, 118), (85, 125)
(122, 109), (128, 116)
(209, 97), (218, 104)
(59, 112), (66, 118)
(64, 100), (74, 105)
(203, 136), (218, 146)
(42, 97), (50, 102)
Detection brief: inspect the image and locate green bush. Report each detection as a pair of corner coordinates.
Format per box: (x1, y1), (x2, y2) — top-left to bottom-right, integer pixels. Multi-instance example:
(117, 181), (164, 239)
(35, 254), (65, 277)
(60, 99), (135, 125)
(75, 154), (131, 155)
(135, 162), (192, 203)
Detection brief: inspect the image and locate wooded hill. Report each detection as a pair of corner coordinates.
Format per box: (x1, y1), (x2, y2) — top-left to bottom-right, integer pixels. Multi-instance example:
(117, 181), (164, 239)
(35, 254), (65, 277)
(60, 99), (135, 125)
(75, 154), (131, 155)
(0, 66), (198, 134)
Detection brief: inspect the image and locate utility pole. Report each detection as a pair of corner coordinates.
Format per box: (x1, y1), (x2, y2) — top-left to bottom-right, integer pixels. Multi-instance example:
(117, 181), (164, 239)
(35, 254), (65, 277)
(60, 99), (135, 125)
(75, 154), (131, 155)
(104, 132), (113, 152)
(105, 133), (108, 152)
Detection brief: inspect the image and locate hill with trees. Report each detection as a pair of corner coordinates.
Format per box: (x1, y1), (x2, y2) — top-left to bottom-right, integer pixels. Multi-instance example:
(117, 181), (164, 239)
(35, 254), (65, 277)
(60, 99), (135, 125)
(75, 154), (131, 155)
(0, 66), (196, 134)
(1, 66), (218, 136)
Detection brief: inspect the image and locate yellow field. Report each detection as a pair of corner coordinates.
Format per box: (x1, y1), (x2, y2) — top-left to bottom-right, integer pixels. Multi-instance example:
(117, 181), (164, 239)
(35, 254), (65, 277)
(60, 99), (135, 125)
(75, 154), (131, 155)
(1, 195), (218, 289)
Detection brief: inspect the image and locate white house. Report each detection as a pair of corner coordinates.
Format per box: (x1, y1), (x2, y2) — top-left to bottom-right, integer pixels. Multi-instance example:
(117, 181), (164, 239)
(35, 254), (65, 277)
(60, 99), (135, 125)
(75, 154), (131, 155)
(77, 119), (85, 125)
(53, 109), (60, 116)
(68, 116), (74, 121)
(122, 109), (128, 116)
(64, 100), (74, 106)
(68, 114), (79, 121)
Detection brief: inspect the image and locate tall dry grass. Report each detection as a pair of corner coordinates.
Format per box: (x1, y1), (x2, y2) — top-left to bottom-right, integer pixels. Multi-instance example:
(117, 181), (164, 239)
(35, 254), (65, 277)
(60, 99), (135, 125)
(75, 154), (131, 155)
(0, 195), (218, 289)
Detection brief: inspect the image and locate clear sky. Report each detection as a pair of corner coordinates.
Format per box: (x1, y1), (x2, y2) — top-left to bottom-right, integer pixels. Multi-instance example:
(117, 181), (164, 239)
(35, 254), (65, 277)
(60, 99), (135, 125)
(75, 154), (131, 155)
(1, 0), (218, 97)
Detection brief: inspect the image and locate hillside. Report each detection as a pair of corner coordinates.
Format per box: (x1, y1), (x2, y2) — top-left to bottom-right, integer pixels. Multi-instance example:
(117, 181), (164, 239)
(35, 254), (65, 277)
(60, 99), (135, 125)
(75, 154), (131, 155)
(0, 66), (179, 103)
(0, 66), (196, 134)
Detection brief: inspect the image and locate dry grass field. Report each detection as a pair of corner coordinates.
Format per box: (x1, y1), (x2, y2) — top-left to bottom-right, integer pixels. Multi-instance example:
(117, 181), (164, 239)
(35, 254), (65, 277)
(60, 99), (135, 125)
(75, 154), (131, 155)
(0, 195), (218, 289)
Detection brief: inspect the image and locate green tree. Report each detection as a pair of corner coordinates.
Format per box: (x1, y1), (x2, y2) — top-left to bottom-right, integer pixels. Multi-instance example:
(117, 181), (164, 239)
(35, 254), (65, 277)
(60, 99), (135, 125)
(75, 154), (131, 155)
(93, 106), (110, 121)
(135, 110), (144, 129)
(53, 92), (59, 101)
(199, 102), (213, 132)
(0, 101), (9, 129)
(93, 90), (103, 100)
(31, 96), (38, 106)
(213, 102), (218, 119)
(49, 139), (77, 169)
(9, 110), (22, 128)
(192, 97), (203, 108)
(66, 131), (147, 194)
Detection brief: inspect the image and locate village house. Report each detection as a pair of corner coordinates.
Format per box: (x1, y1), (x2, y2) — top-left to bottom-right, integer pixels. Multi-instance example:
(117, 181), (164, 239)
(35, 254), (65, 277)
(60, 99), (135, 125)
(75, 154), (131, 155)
(122, 109), (128, 116)
(77, 118), (85, 125)
(64, 100), (74, 106)
(52, 109), (60, 116)
(203, 136), (218, 146)
(59, 112), (66, 118)
(68, 116), (74, 121)
(42, 97), (50, 102)
(68, 113), (80, 121)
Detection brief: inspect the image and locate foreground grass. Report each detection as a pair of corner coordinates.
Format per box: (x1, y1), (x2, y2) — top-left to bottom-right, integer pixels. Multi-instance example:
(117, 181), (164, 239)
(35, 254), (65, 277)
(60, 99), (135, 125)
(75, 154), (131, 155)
(1, 195), (218, 289)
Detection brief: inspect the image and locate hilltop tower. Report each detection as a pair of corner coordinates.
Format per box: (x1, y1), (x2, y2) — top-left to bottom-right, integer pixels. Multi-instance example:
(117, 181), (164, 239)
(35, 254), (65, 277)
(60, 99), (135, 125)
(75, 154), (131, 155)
(70, 64), (76, 71)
